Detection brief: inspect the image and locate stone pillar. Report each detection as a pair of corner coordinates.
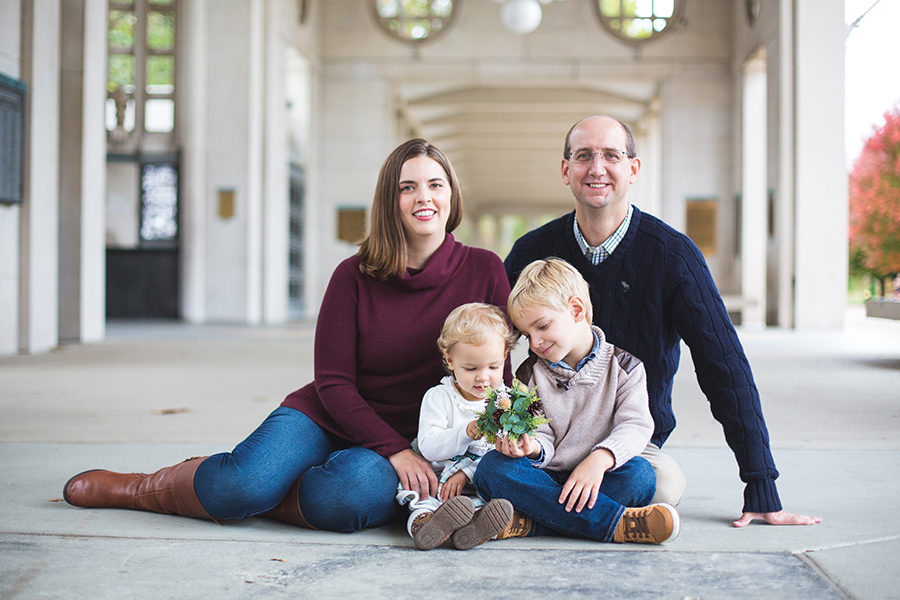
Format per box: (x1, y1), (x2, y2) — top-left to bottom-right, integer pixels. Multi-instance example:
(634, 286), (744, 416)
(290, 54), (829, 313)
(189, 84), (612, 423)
(262, 0), (289, 324)
(58, 0), (106, 344)
(0, 0), (23, 356)
(178, 0), (209, 323)
(741, 51), (767, 329)
(792, 0), (847, 329)
(204, 0), (266, 323)
(19, 0), (61, 353)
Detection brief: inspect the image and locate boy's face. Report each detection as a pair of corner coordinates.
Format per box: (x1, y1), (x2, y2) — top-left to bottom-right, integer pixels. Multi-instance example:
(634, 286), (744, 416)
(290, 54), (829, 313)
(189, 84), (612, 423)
(513, 300), (591, 369)
(445, 337), (507, 402)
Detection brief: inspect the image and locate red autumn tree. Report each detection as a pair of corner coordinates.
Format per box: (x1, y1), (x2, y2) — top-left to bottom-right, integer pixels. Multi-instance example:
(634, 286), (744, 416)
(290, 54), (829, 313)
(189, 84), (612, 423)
(849, 103), (900, 297)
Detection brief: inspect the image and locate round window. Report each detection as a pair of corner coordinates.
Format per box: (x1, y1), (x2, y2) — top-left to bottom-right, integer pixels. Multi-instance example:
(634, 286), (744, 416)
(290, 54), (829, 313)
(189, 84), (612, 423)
(593, 0), (682, 44)
(372, 0), (459, 44)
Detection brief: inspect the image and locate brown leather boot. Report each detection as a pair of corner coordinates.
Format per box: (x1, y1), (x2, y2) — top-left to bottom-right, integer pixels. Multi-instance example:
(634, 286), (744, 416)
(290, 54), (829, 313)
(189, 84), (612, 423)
(260, 474), (316, 529)
(63, 456), (214, 521)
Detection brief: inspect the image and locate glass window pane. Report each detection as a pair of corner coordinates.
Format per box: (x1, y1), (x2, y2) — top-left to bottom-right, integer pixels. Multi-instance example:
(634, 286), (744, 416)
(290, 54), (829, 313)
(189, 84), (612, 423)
(148, 0), (174, 5)
(140, 164), (178, 242)
(377, 0), (400, 18)
(599, 0), (620, 17)
(623, 17), (653, 38)
(108, 10), (136, 49)
(147, 11), (175, 49)
(654, 0), (674, 18)
(635, 0), (652, 18)
(107, 54), (135, 93)
(146, 55), (174, 89)
(145, 98), (174, 132)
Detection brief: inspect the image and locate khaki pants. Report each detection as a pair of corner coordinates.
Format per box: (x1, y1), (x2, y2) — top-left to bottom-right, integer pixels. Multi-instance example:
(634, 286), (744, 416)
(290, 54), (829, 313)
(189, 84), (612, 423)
(640, 442), (686, 506)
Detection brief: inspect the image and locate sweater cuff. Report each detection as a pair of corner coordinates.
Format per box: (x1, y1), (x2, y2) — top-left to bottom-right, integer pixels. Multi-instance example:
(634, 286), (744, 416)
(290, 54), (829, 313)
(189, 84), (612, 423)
(742, 478), (782, 514)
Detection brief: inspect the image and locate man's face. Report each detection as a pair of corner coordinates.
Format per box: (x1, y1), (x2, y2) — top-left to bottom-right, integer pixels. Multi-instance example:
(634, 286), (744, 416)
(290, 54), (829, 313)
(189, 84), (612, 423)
(561, 116), (641, 214)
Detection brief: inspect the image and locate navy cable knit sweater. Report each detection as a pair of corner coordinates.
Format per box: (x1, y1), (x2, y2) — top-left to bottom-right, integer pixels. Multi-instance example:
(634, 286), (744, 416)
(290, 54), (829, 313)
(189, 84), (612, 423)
(504, 207), (782, 513)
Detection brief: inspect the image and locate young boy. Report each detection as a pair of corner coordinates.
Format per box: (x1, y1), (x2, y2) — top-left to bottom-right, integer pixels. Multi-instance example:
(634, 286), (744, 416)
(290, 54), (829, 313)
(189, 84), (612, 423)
(473, 258), (680, 544)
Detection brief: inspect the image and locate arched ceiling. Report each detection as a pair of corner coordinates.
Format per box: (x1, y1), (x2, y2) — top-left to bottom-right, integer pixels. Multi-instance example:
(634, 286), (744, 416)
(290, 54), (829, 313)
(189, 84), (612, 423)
(394, 81), (657, 217)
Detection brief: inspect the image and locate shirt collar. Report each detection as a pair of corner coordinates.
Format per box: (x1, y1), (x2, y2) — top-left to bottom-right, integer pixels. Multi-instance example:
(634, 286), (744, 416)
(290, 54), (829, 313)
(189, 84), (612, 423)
(573, 204), (634, 265)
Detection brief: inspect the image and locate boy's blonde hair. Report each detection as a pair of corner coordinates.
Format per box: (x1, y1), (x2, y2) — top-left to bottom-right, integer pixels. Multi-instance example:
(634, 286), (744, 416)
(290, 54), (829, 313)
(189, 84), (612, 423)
(437, 303), (517, 372)
(508, 258), (594, 324)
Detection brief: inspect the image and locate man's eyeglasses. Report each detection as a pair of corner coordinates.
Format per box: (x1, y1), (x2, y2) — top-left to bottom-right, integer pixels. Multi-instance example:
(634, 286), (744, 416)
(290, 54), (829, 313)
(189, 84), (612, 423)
(567, 148), (633, 165)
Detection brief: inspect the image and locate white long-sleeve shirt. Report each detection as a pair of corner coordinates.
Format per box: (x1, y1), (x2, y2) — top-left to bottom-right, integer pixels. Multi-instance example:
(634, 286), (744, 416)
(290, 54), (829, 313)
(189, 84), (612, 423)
(416, 375), (495, 483)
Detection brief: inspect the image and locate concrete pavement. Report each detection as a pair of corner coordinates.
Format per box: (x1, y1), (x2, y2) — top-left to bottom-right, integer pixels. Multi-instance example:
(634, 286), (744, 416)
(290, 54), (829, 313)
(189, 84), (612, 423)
(1, 307), (899, 599)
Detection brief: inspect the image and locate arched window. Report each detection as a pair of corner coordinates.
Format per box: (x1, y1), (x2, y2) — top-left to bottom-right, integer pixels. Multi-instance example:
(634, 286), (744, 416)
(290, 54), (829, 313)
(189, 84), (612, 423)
(372, 0), (459, 43)
(593, 0), (682, 43)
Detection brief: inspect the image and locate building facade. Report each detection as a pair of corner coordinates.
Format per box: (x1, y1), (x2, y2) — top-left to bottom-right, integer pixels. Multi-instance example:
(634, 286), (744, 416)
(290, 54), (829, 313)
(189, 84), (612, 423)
(0, 0), (848, 355)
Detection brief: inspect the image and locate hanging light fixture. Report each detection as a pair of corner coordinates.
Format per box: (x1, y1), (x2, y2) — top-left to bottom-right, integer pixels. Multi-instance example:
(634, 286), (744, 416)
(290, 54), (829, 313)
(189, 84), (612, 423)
(496, 0), (559, 34)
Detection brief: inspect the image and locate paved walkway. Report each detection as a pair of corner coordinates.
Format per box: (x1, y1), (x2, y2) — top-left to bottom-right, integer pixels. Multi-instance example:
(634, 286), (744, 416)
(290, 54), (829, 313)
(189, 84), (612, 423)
(1, 307), (899, 599)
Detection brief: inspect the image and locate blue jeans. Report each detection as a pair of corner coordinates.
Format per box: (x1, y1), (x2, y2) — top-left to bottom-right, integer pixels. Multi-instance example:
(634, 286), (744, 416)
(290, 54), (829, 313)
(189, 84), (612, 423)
(473, 451), (656, 542)
(193, 406), (402, 532)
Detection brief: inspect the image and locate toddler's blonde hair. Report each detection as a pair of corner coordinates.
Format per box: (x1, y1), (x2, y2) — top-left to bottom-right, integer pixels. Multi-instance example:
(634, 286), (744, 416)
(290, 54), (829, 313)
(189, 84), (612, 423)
(508, 258), (593, 324)
(437, 303), (517, 373)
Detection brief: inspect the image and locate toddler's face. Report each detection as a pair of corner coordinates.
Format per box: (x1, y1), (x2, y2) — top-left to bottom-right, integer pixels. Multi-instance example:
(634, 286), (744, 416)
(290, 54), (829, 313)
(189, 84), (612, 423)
(445, 337), (506, 401)
(513, 303), (583, 368)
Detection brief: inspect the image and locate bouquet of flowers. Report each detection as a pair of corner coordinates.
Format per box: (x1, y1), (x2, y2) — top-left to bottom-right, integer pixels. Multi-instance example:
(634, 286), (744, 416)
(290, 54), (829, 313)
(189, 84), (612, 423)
(475, 380), (549, 444)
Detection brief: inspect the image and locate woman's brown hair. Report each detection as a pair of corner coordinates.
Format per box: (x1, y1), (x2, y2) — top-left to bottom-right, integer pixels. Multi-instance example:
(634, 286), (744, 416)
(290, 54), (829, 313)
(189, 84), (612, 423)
(357, 139), (463, 279)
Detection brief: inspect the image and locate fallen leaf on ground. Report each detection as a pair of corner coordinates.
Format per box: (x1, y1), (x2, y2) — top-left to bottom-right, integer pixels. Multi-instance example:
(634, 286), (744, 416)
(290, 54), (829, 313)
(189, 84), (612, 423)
(153, 408), (190, 415)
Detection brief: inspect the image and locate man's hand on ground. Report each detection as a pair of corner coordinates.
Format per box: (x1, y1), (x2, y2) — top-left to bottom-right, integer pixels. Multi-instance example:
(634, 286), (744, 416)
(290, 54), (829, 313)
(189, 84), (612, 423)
(732, 509), (822, 527)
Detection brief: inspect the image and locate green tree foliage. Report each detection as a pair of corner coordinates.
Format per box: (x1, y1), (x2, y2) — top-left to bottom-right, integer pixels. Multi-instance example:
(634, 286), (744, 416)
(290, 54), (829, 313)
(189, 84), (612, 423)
(849, 104), (900, 297)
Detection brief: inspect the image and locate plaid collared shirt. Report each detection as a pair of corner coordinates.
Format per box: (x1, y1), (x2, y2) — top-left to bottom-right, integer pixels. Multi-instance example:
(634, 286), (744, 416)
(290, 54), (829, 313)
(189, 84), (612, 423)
(573, 204), (634, 265)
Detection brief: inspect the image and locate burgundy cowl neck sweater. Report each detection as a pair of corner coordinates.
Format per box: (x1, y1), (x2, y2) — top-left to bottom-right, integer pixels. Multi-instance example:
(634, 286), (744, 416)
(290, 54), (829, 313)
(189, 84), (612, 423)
(282, 234), (510, 458)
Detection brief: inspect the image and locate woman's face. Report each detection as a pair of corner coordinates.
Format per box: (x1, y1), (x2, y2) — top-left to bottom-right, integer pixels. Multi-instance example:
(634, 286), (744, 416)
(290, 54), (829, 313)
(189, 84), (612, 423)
(397, 155), (452, 247)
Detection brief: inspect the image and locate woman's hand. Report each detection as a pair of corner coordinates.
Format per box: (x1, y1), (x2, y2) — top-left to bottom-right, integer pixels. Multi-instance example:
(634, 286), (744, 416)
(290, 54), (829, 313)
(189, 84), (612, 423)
(440, 470), (469, 501)
(388, 448), (438, 498)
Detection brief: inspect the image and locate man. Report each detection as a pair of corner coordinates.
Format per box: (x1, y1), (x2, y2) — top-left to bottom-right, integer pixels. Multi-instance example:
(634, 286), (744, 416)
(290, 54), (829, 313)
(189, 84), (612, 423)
(504, 115), (820, 527)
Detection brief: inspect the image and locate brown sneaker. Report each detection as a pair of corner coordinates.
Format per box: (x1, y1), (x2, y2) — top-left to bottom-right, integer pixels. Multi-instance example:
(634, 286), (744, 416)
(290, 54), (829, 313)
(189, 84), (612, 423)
(612, 503), (680, 544)
(451, 498), (514, 550)
(411, 496), (475, 550)
(494, 508), (533, 540)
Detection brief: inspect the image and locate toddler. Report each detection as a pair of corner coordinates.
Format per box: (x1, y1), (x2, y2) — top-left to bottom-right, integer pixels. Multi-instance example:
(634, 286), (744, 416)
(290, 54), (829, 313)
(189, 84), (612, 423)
(397, 302), (520, 550)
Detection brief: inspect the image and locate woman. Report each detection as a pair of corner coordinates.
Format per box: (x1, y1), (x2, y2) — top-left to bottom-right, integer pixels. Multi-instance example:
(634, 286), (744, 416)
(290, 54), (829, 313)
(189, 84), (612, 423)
(63, 139), (511, 532)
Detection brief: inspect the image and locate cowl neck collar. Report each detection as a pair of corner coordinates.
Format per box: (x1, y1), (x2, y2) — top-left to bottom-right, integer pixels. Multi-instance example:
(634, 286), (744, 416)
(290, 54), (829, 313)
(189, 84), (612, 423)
(393, 234), (467, 290)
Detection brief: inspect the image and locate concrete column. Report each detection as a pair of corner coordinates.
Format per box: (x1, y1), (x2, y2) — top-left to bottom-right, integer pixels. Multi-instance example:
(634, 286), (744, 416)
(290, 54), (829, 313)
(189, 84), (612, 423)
(315, 74), (395, 312)
(178, 0), (209, 323)
(771, 0), (795, 328)
(792, 0), (847, 329)
(245, 0), (264, 324)
(19, 0), (60, 354)
(635, 103), (662, 217)
(741, 51), (767, 328)
(58, 0), (106, 343)
(0, 0), (22, 356)
(205, 0), (264, 322)
(262, 0), (289, 324)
